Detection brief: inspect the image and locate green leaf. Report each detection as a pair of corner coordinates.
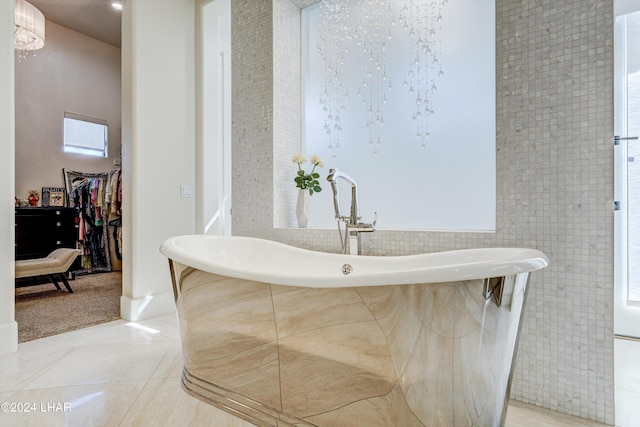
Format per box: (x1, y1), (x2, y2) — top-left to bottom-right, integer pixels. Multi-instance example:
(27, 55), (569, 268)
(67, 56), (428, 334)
(312, 172), (320, 179)
(309, 188), (314, 195)
(313, 186), (322, 192)
(297, 170), (305, 176)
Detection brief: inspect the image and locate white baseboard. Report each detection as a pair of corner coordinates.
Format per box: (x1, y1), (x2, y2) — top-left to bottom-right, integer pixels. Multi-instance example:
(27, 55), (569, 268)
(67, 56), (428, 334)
(120, 292), (176, 321)
(0, 320), (18, 354)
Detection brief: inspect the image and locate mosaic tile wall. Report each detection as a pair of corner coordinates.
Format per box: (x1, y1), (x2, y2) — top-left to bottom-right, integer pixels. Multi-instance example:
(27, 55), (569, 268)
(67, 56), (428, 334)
(231, 0), (274, 232)
(232, 0), (615, 423)
(272, 0), (300, 228)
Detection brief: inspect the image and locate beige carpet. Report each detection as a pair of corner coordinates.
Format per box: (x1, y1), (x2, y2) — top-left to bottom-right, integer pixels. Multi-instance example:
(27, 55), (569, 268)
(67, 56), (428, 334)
(15, 271), (122, 343)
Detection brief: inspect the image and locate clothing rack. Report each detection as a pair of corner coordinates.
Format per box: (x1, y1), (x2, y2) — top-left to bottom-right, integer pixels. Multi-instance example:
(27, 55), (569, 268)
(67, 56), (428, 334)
(63, 168), (122, 274)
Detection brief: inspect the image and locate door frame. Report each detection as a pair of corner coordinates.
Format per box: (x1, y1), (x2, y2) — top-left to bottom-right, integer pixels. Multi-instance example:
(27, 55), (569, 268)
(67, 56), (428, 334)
(614, 1), (640, 338)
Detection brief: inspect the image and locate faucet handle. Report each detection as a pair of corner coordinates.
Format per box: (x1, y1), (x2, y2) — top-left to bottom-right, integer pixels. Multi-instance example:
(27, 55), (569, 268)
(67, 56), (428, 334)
(356, 212), (376, 232)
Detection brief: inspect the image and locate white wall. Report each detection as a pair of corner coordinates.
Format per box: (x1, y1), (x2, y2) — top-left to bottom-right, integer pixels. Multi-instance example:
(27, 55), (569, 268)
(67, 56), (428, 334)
(300, 0), (496, 231)
(616, 0), (640, 15)
(0, 0), (18, 355)
(121, 0), (197, 320)
(14, 22), (121, 201)
(0, 0), (205, 351)
(196, 0), (232, 236)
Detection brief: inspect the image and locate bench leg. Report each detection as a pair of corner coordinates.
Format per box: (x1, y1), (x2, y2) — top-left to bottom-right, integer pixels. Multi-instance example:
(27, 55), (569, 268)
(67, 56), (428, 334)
(48, 275), (62, 291)
(57, 273), (74, 293)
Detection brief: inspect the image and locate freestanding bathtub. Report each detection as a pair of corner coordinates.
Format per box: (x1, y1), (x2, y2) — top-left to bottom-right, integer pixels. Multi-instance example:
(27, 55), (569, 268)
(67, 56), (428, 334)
(160, 235), (548, 427)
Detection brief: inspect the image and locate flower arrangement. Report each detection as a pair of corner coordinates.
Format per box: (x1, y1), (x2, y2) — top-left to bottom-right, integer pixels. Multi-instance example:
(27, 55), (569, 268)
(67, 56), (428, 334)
(292, 153), (324, 195)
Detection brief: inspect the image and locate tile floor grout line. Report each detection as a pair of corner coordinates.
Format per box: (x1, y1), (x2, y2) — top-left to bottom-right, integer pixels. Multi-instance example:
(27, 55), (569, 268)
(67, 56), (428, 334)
(116, 378), (153, 427)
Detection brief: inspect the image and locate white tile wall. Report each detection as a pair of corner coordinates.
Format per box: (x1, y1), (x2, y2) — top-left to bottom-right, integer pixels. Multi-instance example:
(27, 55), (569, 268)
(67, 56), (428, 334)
(232, 0), (274, 233)
(231, 0), (615, 423)
(273, 0), (301, 228)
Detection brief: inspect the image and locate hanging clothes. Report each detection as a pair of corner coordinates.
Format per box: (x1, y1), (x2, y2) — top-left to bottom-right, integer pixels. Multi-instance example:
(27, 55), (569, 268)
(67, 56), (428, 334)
(68, 171), (109, 272)
(65, 168), (122, 273)
(105, 169), (123, 260)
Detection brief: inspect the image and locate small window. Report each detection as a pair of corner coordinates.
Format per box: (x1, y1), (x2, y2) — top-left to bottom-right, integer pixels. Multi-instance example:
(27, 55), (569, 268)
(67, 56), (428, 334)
(63, 112), (108, 158)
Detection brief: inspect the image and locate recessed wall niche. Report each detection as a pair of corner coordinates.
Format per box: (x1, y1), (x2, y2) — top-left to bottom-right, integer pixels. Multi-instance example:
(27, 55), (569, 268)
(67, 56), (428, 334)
(274, 0), (496, 231)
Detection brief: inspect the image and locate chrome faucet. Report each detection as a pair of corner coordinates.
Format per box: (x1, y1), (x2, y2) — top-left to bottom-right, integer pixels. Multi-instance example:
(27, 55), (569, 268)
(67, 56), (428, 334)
(326, 168), (376, 255)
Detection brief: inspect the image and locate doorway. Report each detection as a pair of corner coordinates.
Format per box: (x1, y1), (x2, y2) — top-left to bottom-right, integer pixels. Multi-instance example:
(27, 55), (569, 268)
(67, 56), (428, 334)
(13, 5), (123, 342)
(196, 0), (232, 237)
(614, 0), (640, 339)
(613, 3), (640, 424)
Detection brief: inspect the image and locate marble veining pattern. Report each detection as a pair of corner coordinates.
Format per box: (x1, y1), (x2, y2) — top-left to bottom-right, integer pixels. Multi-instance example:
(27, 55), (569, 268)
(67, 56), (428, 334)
(0, 313), (623, 426)
(173, 263), (533, 426)
(231, 0), (615, 423)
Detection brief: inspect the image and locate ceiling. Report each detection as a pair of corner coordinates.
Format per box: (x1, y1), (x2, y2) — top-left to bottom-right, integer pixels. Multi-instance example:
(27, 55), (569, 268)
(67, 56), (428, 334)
(25, 0), (324, 50)
(27, 0), (122, 48)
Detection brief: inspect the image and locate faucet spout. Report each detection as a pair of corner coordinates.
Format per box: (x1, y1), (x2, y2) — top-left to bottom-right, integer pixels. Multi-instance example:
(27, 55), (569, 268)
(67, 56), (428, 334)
(326, 168), (359, 225)
(327, 169), (376, 255)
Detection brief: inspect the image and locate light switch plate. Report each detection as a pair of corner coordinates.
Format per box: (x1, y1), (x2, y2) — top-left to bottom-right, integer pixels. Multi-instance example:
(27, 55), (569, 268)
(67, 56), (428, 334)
(181, 184), (193, 198)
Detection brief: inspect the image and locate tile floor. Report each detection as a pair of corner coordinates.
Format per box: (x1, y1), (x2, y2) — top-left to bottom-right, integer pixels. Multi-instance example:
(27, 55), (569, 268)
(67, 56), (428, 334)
(0, 313), (636, 427)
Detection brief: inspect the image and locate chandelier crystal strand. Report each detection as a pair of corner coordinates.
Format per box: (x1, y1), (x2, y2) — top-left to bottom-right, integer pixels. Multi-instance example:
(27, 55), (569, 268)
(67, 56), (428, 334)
(315, 0), (446, 155)
(416, 0), (429, 149)
(406, 0), (421, 145)
(427, 0), (446, 148)
(403, 0), (446, 149)
(355, 0), (372, 150)
(357, 0), (389, 155)
(317, 0), (350, 158)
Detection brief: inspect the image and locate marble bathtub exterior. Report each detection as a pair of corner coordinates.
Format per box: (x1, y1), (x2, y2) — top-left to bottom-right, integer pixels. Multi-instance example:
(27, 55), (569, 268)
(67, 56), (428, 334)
(0, 313), (621, 427)
(232, 0), (616, 423)
(171, 262), (532, 427)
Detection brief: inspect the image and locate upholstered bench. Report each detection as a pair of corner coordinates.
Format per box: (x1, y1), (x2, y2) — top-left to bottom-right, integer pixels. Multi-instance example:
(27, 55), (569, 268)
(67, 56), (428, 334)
(15, 248), (81, 293)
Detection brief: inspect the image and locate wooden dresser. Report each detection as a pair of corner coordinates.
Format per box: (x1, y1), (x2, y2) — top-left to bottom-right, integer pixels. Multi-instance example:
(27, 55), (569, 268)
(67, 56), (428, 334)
(15, 207), (79, 261)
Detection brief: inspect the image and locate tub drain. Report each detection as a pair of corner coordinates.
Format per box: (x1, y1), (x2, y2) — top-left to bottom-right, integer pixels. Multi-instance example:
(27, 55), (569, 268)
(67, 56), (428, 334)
(342, 264), (352, 275)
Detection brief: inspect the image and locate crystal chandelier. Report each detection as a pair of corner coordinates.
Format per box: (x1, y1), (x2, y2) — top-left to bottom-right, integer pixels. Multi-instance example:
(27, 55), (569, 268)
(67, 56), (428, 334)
(14, 0), (45, 62)
(316, 0), (447, 156)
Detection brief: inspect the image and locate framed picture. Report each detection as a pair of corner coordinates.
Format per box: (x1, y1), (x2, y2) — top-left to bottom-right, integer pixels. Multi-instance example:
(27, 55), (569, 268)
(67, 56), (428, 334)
(49, 191), (65, 207)
(41, 186), (66, 207)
